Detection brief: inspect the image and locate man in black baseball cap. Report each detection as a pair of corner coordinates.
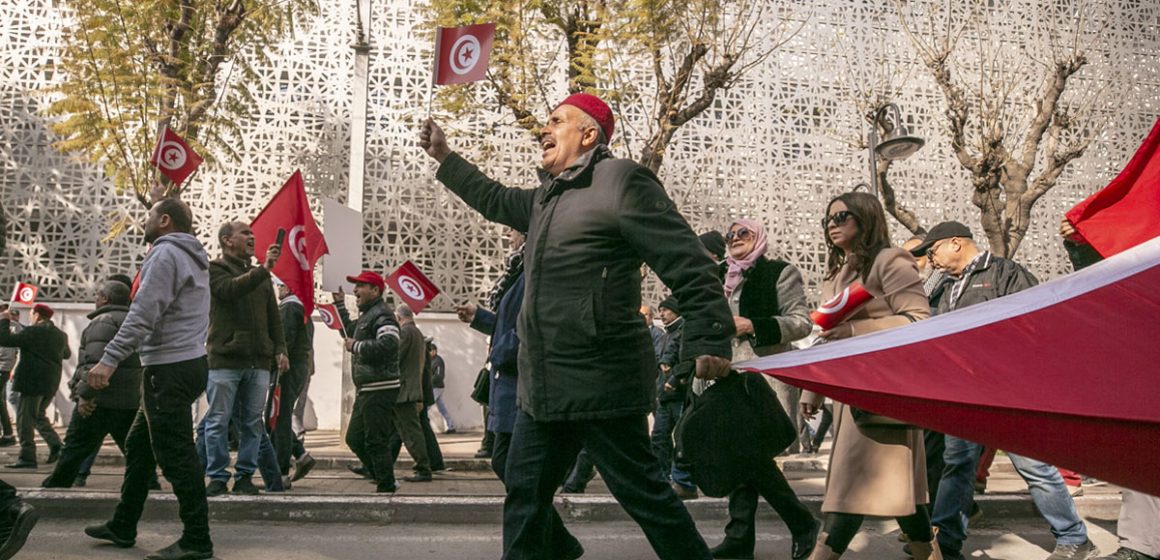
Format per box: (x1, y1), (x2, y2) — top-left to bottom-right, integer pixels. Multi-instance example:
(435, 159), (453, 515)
(907, 221), (974, 258)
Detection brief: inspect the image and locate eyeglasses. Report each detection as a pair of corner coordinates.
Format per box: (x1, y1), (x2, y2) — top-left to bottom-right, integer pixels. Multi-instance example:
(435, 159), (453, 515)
(926, 238), (954, 259)
(822, 211), (854, 228)
(725, 227), (753, 242)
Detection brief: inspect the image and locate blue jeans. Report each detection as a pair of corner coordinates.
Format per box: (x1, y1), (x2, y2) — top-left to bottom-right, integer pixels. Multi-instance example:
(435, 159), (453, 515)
(934, 436), (1087, 553)
(202, 368), (270, 482)
(650, 399), (683, 483)
(432, 388), (456, 431)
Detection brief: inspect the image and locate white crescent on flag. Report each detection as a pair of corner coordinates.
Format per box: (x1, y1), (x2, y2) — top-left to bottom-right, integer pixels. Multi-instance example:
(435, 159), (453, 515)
(739, 235), (1160, 495)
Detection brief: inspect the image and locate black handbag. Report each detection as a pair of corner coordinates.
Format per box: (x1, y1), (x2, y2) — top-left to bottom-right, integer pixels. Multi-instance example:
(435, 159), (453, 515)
(674, 371), (795, 497)
(470, 367), (491, 405)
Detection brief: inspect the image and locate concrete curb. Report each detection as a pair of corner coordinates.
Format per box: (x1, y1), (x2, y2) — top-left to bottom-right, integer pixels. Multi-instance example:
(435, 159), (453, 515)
(21, 490), (1121, 525)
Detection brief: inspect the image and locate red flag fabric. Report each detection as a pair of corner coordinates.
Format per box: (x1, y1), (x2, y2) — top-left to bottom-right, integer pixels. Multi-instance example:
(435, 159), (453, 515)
(149, 126), (204, 187)
(10, 282), (37, 305)
(810, 281), (873, 330)
(267, 385), (281, 431)
(739, 236), (1160, 495)
(251, 171), (329, 320)
(433, 23), (496, 85)
(385, 260), (440, 313)
(315, 303), (345, 335)
(1066, 116), (1160, 257)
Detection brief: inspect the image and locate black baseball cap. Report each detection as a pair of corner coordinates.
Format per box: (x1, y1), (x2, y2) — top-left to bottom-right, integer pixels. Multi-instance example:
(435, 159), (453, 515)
(909, 221), (973, 256)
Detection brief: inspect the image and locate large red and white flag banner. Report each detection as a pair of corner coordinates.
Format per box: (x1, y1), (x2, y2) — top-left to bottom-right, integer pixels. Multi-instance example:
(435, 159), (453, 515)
(1066, 116), (1160, 258)
(251, 171), (330, 320)
(10, 282), (37, 305)
(149, 126), (204, 187)
(433, 23), (496, 85)
(386, 260), (440, 314)
(738, 236), (1160, 495)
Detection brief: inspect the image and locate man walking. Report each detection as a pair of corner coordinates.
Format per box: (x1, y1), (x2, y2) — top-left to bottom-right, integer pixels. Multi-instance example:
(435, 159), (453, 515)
(912, 221), (1098, 560)
(200, 220), (287, 496)
(0, 303), (68, 469)
(84, 197), (214, 560)
(335, 272), (403, 493)
(273, 278), (313, 483)
(42, 281), (142, 488)
(0, 305), (21, 447)
(421, 93), (733, 560)
(391, 304), (432, 482)
(428, 341), (456, 434)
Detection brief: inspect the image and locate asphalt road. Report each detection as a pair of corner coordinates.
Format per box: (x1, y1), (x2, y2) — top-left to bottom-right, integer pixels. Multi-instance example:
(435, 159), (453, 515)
(20, 517), (1123, 560)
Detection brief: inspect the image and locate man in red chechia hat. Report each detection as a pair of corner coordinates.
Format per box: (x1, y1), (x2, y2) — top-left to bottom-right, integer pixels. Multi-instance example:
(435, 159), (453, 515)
(421, 96), (735, 559)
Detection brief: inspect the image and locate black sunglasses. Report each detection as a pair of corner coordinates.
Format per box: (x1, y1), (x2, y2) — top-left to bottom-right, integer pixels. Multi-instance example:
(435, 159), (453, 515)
(823, 211), (854, 228)
(725, 227), (752, 242)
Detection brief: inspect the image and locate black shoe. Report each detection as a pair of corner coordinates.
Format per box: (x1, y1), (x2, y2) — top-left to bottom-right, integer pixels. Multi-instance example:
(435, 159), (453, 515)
(403, 472), (432, 483)
(791, 518), (820, 560)
(45, 446), (61, 465)
(84, 522), (135, 548)
(709, 538), (754, 559)
(205, 479), (228, 497)
(376, 481), (399, 493)
(292, 454), (316, 482)
(346, 464), (371, 479)
(144, 540), (213, 560)
(557, 540), (584, 560)
(148, 475), (163, 491)
(474, 449), (492, 459)
(231, 476), (259, 495)
(0, 502), (39, 560)
(444, 428), (457, 434)
(73, 475), (87, 488)
(0, 436), (15, 448)
(4, 461), (35, 470)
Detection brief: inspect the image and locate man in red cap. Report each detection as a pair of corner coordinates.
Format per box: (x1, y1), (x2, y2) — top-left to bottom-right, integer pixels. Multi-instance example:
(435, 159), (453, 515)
(332, 271), (405, 493)
(0, 303), (68, 469)
(421, 94), (734, 560)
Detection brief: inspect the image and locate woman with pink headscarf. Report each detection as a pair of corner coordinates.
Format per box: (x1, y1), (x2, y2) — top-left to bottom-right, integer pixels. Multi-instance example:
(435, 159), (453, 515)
(707, 219), (819, 560)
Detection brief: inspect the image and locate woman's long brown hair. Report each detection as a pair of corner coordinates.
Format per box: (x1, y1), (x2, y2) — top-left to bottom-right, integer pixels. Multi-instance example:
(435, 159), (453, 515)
(823, 192), (892, 282)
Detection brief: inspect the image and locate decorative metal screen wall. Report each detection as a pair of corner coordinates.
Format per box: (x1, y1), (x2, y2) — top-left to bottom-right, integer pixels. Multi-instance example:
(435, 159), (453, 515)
(2, 0), (1158, 309)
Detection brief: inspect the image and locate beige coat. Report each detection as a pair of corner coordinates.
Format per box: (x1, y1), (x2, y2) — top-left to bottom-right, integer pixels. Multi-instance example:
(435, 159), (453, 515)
(802, 247), (931, 516)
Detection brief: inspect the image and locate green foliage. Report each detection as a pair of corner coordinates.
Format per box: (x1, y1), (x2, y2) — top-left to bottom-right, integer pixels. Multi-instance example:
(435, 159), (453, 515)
(44, 0), (319, 209)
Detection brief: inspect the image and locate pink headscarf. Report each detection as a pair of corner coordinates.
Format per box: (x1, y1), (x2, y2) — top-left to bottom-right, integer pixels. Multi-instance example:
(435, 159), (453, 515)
(723, 219), (768, 297)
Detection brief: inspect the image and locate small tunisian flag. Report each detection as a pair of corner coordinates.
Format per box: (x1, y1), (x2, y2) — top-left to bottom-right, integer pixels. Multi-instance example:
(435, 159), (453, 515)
(149, 126), (204, 187)
(315, 303), (346, 336)
(1066, 116), (1160, 258)
(810, 281), (873, 330)
(10, 282), (38, 305)
(386, 260), (440, 313)
(251, 171), (329, 320)
(433, 23), (496, 85)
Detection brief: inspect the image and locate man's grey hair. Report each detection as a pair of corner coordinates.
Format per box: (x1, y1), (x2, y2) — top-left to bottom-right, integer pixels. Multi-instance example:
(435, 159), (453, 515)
(99, 281), (131, 306)
(577, 112), (607, 146)
(396, 303), (415, 321)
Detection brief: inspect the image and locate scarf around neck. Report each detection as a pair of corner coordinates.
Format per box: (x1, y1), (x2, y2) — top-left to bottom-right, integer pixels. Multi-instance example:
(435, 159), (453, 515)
(723, 219), (769, 297)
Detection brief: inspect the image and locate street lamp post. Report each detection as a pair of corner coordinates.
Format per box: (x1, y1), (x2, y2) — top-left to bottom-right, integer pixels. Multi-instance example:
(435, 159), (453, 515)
(868, 103), (925, 197)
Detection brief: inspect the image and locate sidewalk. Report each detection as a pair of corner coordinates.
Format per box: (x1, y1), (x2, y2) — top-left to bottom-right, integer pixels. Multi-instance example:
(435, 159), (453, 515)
(4, 429), (1123, 524)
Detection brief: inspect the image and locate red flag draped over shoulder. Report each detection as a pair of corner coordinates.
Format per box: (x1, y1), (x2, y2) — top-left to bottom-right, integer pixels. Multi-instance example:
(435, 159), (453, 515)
(251, 171), (329, 319)
(738, 237), (1160, 495)
(1066, 116), (1160, 257)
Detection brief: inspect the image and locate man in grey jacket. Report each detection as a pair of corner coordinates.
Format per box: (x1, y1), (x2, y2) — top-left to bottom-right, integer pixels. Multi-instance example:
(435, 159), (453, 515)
(83, 198), (214, 560)
(391, 304), (431, 482)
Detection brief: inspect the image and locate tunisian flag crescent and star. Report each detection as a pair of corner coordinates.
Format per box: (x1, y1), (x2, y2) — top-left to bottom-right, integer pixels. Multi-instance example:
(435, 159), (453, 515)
(386, 260), (440, 313)
(433, 23), (496, 85)
(149, 126), (203, 187)
(251, 170), (329, 320)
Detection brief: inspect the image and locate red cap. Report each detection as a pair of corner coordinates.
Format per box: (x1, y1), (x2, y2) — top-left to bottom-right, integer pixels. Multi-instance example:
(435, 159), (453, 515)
(32, 303), (54, 320)
(346, 271), (385, 293)
(557, 93), (614, 142)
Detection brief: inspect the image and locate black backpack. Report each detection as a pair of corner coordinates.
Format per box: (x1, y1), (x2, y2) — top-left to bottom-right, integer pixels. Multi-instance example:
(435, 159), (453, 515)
(674, 371), (796, 497)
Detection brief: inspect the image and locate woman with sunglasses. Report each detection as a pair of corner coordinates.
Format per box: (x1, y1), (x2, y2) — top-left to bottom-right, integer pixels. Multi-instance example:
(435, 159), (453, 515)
(708, 219), (820, 560)
(800, 192), (937, 560)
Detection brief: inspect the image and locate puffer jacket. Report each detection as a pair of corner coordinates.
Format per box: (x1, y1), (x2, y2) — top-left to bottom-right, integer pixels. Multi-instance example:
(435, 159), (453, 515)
(336, 297), (401, 393)
(73, 305), (142, 410)
(436, 146), (734, 421)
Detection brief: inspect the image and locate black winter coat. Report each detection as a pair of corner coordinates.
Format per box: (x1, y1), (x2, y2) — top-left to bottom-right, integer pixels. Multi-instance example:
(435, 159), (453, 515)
(73, 305), (143, 410)
(337, 297), (401, 392)
(935, 252), (1039, 313)
(0, 318), (70, 397)
(436, 146), (733, 421)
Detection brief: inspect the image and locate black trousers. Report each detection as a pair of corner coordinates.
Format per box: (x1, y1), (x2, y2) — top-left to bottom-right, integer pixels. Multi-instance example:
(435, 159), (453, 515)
(345, 389), (399, 486)
(389, 406), (444, 471)
(16, 393), (62, 463)
(109, 357), (211, 551)
(924, 430), (946, 507)
(272, 363), (308, 475)
(721, 460), (816, 552)
(42, 407), (136, 487)
(503, 410), (709, 560)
